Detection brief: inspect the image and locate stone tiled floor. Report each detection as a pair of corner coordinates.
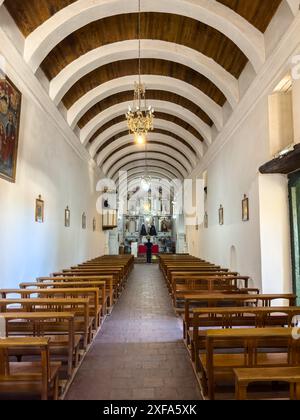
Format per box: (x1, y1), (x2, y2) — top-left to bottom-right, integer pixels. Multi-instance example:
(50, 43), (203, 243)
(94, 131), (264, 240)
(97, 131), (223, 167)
(66, 264), (202, 400)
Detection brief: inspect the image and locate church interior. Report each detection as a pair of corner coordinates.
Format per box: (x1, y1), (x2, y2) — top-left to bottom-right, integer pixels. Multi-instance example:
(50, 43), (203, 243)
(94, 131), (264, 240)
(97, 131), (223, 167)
(0, 0), (300, 402)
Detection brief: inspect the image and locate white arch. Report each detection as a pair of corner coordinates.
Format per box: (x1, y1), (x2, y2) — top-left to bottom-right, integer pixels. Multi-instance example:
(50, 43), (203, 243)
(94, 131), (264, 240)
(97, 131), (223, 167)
(81, 100), (212, 147)
(118, 175), (177, 198)
(111, 160), (184, 181)
(119, 176), (175, 196)
(115, 165), (180, 183)
(89, 119), (204, 159)
(116, 167), (177, 183)
(24, 0), (265, 74)
(107, 152), (188, 179)
(126, 171), (173, 183)
(67, 75), (223, 130)
(286, 0), (300, 16)
(50, 40), (238, 110)
(102, 144), (193, 175)
(97, 133), (197, 168)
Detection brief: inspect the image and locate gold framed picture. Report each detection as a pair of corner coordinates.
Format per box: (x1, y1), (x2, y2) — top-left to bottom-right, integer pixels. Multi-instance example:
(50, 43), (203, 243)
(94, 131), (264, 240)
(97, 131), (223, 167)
(82, 212), (87, 230)
(0, 72), (22, 183)
(35, 195), (44, 223)
(219, 205), (224, 226)
(65, 206), (70, 227)
(93, 217), (96, 232)
(242, 195), (249, 222)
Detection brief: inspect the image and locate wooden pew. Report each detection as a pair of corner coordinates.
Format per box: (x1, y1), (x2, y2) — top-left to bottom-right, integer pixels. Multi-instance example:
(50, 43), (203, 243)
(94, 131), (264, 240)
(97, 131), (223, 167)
(0, 288), (100, 329)
(19, 280), (108, 317)
(0, 337), (60, 400)
(183, 293), (297, 341)
(192, 306), (300, 368)
(54, 269), (123, 299)
(165, 265), (227, 285)
(0, 298), (91, 349)
(171, 277), (252, 307)
(234, 367), (300, 400)
(200, 327), (300, 400)
(0, 312), (76, 377)
(37, 276), (114, 310)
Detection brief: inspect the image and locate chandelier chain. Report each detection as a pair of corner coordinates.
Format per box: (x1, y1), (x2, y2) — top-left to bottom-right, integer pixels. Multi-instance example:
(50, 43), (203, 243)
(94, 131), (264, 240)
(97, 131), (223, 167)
(125, 0), (155, 145)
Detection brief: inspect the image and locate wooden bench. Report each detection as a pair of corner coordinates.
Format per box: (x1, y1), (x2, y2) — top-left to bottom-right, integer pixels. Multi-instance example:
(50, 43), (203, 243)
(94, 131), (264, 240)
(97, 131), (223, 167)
(54, 269), (123, 299)
(165, 265), (227, 285)
(192, 306), (300, 369)
(0, 337), (60, 400)
(19, 280), (108, 316)
(234, 367), (300, 400)
(37, 276), (114, 310)
(0, 312), (77, 377)
(0, 288), (100, 329)
(0, 298), (91, 349)
(183, 293), (297, 342)
(201, 328), (300, 400)
(171, 277), (252, 307)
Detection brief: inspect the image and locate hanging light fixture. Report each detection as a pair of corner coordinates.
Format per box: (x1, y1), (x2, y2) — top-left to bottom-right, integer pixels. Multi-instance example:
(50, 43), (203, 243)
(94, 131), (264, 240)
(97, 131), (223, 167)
(126, 0), (154, 144)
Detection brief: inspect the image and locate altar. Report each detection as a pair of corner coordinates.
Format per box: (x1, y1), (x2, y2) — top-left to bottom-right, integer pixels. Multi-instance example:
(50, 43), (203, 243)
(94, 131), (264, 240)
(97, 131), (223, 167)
(138, 244), (159, 255)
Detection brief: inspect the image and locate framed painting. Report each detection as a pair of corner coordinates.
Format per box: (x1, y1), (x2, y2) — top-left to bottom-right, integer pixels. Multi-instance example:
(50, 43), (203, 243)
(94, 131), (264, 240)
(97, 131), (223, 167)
(0, 72), (22, 183)
(35, 195), (44, 223)
(242, 195), (249, 222)
(219, 205), (224, 226)
(65, 206), (71, 227)
(82, 212), (87, 230)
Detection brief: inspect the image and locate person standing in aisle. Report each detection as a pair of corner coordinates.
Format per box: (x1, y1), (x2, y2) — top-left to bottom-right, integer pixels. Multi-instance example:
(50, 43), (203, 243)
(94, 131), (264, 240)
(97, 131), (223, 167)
(145, 238), (153, 264)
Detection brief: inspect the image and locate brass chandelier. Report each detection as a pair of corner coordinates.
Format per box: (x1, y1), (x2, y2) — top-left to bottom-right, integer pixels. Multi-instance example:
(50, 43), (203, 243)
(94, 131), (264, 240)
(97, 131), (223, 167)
(126, 0), (154, 145)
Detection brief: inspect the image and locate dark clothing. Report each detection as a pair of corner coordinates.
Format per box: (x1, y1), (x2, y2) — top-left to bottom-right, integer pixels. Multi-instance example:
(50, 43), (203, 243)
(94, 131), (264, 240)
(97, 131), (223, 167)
(149, 225), (157, 236)
(145, 242), (153, 264)
(140, 224), (147, 236)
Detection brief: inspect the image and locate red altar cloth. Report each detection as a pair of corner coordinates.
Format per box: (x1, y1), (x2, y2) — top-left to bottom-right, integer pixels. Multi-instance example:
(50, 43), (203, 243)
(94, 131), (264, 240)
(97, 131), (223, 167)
(138, 244), (159, 255)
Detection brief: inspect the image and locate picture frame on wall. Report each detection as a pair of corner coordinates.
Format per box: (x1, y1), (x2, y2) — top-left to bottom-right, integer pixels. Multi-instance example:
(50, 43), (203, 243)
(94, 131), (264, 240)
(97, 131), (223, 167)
(35, 195), (44, 223)
(219, 205), (224, 226)
(65, 206), (70, 227)
(0, 71), (22, 183)
(242, 195), (250, 222)
(82, 212), (87, 230)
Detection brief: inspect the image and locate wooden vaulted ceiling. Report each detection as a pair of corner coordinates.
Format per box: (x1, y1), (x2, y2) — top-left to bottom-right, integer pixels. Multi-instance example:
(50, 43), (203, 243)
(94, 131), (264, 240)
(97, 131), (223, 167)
(77, 90), (213, 129)
(97, 128), (197, 156)
(4, 0), (283, 178)
(62, 59), (226, 109)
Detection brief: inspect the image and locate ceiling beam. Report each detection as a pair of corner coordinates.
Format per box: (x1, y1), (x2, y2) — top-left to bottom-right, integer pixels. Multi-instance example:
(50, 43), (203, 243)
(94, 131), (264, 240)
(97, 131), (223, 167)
(109, 156), (186, 180)
(89, 119), (203, 159)
(80, 100), (212, 146)
(112, 159), (182, 182)
(102, 144), (193, 175)
(117, 167), (176, 182)
(50, 40), (238, 109)
(24, 0), (265, 74)
(97, 133), (197, 168)
(67, 75), (223, 131)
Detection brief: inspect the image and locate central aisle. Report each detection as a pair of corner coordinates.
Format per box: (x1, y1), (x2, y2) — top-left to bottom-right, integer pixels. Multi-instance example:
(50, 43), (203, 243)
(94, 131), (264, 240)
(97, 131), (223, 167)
(66, 264), (202, 400)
